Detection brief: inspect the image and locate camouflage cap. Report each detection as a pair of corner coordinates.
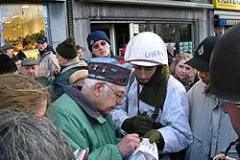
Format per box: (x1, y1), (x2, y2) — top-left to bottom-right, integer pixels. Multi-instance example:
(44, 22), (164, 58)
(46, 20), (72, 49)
(21, 57), (40, 66)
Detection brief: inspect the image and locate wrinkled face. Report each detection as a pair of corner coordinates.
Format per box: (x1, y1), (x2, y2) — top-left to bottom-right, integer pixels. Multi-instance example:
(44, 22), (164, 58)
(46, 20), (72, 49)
(4, 48), (14, 58)
(56, 53), (68, 66)
(223, 102), (240, 136)
(175, 59), (193, 80)
(91, 40), (110, 57)
(19, 65), (39, 78)
(37, 42), (48, 51)
(133, 65), (157, 84)
(198, 71), (210, 85)
(95, 82), (125, 114)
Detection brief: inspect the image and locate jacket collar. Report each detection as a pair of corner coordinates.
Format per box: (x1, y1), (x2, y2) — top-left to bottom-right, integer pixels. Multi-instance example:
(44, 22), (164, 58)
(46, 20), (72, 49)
(63, 85), (106, 123)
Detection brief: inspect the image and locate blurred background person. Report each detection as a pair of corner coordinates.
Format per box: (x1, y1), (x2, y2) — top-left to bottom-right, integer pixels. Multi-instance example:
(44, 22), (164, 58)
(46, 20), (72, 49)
(17, 57), (53, 86)
(52, 37), (88, 101)
(76, 44), (88, 62)
(0, 108), (75, 160)
(18, 57), (40, 79)
(0, 44), (17, 74)
(36, 35), (60, 78)
(170, 53), (197, 91)
(167, 42), (176, 66)
(0, 74), (49, 116)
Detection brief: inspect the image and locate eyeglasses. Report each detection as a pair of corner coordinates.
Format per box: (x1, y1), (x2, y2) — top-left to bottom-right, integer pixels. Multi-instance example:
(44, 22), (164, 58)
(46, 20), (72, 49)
(92, 41), (107, 50)
(103, 82), (125, 103)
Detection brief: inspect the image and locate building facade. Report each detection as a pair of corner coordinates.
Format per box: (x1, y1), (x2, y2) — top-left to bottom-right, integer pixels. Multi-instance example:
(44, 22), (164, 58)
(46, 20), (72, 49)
(0, 0), (67, 57)
(213, 0), (240, 37)
(1, 0), (217, 57)
(71, 0), (214, 56)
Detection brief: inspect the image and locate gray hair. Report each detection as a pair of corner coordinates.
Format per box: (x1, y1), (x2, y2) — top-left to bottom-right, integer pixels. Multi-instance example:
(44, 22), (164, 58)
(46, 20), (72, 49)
(82, 78), (112, 96)
(0, 108), (75, 160)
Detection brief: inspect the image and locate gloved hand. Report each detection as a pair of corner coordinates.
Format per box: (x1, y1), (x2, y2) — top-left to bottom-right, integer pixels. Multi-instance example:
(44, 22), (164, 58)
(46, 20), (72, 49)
(121, 115), (154, 136)
(143, 129), (165, 150)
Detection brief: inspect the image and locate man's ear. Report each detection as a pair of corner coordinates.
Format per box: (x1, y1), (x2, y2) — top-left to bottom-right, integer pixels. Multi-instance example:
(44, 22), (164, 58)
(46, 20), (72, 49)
(94, 82), (104, 97)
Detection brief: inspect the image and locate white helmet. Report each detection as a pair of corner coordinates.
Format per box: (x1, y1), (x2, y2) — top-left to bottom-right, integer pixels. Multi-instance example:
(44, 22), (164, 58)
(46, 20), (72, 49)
(124, 32), (168, 66)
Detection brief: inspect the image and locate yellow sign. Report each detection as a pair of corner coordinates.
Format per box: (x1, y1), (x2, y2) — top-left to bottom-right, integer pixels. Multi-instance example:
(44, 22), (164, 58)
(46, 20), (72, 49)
(213, 0), (240, 11)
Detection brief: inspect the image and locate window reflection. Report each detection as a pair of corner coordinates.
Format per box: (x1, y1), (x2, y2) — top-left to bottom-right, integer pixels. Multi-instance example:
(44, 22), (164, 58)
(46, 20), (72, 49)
(0, 4), (48, 58)
(139, 23), (193, 54)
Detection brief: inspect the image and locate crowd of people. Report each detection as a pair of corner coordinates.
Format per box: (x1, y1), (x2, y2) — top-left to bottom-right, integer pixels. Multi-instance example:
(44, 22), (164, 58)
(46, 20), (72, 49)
(0, 24), (240, 160)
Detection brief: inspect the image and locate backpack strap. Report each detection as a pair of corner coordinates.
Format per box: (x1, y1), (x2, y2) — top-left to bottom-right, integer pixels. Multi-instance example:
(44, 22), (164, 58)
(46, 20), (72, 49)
(125, 71), (135, 113)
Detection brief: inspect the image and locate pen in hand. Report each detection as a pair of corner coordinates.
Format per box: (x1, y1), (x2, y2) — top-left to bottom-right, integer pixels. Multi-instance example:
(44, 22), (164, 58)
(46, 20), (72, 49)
(120, 129), (128, 136)
(120, 129), (143, 142)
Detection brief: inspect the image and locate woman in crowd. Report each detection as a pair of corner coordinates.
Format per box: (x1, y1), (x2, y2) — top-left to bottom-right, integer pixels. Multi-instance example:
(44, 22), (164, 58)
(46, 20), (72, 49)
(170, 53), (197, 91)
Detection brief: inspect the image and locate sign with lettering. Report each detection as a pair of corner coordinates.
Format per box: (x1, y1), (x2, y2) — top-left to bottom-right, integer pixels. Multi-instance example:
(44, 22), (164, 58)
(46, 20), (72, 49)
(219, 18), (240, 26)
(213, 0), (240, 11)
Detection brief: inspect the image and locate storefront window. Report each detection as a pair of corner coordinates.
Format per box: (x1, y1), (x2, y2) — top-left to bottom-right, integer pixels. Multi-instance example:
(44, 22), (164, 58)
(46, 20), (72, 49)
(138, 23), (193, 54)
(0, 4), (48, 57)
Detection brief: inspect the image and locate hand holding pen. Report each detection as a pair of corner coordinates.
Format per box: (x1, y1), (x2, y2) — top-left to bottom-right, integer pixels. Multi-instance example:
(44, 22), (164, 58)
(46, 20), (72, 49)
(116, 131), (140, 156)
(120, 129), (128, 136)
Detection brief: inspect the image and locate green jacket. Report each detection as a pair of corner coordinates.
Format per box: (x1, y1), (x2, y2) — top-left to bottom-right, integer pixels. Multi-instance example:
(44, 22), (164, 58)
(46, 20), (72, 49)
(47, 86), (123, 160)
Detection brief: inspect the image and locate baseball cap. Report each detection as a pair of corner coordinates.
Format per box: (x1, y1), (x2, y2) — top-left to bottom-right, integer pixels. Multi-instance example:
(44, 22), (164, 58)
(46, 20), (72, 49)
(21, 57), (40, 66)
(36, 35), (47, 44)
(88, 57), (131, 86)
(185, 36), (219, 72)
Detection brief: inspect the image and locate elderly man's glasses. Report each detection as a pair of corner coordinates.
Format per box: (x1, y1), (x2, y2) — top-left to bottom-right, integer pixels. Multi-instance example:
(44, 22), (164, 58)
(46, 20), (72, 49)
(92, 41), (107, 50)
(103, 82), (125, 103)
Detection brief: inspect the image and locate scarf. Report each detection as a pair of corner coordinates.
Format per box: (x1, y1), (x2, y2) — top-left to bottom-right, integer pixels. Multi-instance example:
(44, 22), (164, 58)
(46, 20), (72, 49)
(174, 74), (195, 91)
(139, 65), (169, 107)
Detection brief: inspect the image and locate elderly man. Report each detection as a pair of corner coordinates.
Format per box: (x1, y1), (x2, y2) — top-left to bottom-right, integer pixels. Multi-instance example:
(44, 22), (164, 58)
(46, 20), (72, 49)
(48, 57), (140, 160)
(209, 24), (240, 159)
(18, 57), (40, 79)
(17, 57), (51, 86)
(112, 32), (192, 159)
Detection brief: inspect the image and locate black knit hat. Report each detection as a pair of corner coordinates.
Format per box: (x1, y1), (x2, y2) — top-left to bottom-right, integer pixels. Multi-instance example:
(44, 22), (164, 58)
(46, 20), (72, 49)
(0, 54), (17, 74)
(56, 38), (77, 60)
(87, 31), (110, 52)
